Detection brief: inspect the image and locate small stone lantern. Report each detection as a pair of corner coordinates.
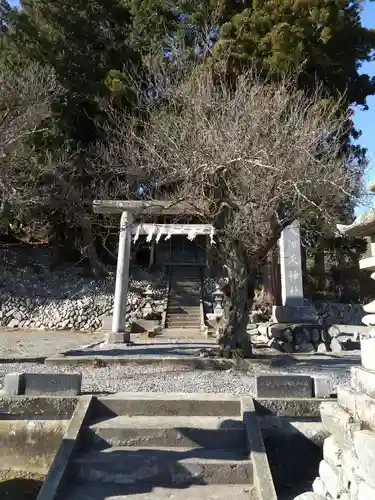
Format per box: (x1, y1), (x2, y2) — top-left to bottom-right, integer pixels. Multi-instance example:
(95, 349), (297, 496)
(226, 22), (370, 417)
(212, 286), (224, 319)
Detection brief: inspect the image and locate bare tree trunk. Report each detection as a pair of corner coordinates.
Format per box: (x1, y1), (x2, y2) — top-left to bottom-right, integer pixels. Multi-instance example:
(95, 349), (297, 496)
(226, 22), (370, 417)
(219, 274), (255, 358)
(80, 215), (108, 278)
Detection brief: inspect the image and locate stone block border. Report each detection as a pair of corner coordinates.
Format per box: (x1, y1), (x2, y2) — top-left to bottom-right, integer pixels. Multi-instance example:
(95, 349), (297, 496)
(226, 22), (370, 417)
(255, 374), (333, 399)
(36, 395), (93, 500)
(3, 372), (82, 396)
(242, 396), (277, 500)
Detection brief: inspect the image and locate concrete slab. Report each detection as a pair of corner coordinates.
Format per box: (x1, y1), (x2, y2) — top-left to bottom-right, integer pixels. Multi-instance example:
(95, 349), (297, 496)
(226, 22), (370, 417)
(36, 395), (93, 500)
(241, 397), (277, 500)
(86, 415), (246, 450)
(94, 393), (242, 417)
(0, 396), (78, 419)
(73, 446), (253, 485)
(63, 482), (258, 500)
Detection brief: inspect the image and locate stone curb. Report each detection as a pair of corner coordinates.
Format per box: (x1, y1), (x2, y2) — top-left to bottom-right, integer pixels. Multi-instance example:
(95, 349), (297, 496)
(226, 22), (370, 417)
(0, 395), (78, 418)
(255, 374), (332, 399)
(255, 398), (331, 417)
(241, 396), (277, 500)
(3, 372), (82, 396)
(0, 356), (46, 364)
(36, 395), (93, 500)
(59, 340), (105, 356)
(44, 355), (235, 370)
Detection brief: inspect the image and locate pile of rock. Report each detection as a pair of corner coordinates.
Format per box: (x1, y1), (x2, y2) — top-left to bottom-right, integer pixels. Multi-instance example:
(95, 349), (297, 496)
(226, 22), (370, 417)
(0, 253), (168, 331)
(258, 322), (363, 354)
(295, 340), (375, 500)
(0, 289), (165, 331)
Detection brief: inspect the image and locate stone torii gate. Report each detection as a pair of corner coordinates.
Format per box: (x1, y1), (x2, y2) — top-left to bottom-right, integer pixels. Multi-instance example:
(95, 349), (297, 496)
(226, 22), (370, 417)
(93, 200), (214, 343)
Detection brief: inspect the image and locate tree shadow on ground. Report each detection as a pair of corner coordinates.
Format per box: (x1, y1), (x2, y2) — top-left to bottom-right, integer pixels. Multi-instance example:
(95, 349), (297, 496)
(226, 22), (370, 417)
(68, 342), (216, 358)
(0, 477), (44, 500)
(67, 417), (252, 499)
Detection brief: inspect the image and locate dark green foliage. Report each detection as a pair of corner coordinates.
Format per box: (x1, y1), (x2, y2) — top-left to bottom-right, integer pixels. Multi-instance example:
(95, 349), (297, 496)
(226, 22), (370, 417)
(13, 0), (141, 146)
(213, 0), (375, 107)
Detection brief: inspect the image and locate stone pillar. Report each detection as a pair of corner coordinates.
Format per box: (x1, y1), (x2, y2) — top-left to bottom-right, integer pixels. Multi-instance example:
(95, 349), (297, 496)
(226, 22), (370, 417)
(110, 211), (133, 343)
(272, 222), (316, 323)
(279, 221), (304, 306)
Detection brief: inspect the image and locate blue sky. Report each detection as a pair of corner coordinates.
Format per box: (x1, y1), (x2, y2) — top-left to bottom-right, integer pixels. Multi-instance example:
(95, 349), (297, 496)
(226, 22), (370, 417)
(353, 1), (375, 212)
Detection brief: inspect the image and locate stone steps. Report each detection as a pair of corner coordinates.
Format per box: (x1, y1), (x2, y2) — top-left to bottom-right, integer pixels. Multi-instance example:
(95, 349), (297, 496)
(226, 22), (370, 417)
(54, 394), (272, 500)
(84, 415), (246, 450)
(166, 266), (203, 332)
(72, 446), (252, 485)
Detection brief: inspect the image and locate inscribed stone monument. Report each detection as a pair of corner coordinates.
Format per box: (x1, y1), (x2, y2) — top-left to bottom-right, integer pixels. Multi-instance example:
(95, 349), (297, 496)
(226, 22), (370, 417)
(279, 221), (304, 306)
(272, 221), (317, 323)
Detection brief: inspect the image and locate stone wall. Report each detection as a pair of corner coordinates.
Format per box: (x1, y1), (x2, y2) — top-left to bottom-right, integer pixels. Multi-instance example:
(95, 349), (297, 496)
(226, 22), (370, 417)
(0, 245), (167, 331)
(295, 343), (375, 500)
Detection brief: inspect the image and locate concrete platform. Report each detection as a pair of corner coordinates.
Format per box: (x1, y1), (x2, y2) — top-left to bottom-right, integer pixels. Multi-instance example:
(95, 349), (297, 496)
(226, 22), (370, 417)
(86, 415), (246, 449)
(73, 446), (253, 485)
(63, 482), (258, 499)
(94, 393), (243, 417)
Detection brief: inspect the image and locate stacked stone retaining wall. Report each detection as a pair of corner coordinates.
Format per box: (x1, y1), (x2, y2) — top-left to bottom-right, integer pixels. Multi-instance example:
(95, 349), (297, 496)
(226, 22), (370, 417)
(295, 343), (375, 500)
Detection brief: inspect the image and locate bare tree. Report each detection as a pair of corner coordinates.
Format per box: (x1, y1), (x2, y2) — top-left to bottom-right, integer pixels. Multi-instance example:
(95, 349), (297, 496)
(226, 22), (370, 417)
(0, 63), (59, 222)
(101, 68), (363, 357)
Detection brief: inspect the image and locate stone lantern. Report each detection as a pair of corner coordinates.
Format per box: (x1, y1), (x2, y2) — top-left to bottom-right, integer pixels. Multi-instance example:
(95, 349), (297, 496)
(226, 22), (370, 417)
(212, 286), (224, 317)
(337, 181), (375, 366)
(293, 179), (375, 500)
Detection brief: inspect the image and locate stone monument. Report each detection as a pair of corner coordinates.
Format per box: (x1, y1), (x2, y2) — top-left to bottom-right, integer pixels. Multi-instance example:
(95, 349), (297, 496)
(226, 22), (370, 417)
(272, 221), (317, 323)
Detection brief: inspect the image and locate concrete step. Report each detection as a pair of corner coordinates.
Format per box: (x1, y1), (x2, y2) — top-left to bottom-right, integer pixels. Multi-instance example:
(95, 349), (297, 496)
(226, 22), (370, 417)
(166, 323), (201, 327)
(166, 318), (201, 324)
(84, 415), (247, 450)
(167, 315), (201, 319)
(63, 481), (257, 500)
(166, 308), (201, 314)
(171, 282), (201, 285)
(168, 302), (201, 306)
(168, 304), (201, 308)
(72, 447), (253, 485)
(166, 323), (200, 329)
(92, 393), (242, 418)
(161, 329), (208, 339)
(169, 292), (201, 296)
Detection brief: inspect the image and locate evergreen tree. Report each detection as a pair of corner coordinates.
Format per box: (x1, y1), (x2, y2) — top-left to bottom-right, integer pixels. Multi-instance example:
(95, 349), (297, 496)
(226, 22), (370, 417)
(12, 0), (142, 146)
(213, 0), (375, 107)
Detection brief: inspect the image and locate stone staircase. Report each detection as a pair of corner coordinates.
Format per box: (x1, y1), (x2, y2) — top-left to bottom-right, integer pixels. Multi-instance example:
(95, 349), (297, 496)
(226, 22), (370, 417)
(60, 394), (258, 500)
(165, 267), (203, 331)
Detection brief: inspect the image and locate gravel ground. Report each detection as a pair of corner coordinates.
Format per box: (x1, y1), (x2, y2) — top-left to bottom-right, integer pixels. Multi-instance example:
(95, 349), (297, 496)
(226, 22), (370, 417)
(0, 330), (360, 394)
(0, 352), (358, 394)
